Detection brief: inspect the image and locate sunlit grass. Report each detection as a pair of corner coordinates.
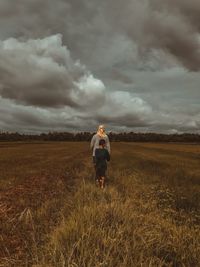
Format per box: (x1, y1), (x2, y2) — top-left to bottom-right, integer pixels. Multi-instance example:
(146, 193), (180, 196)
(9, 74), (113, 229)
(0, 142), (199, 266)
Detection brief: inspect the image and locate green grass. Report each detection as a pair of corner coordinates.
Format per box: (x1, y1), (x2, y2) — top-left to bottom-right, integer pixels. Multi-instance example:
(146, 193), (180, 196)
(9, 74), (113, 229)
(0, 142), (199, 266)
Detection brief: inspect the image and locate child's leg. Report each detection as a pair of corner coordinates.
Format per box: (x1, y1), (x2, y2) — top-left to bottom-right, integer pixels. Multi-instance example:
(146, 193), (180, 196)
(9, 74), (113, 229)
(95, 167), (99, 186)
(96, 175), (100, 187)
(96, 174), (102, 187)
(96, 167), (102, 188)
(100, 176), (105, 188)
(101, 169), (106, 188)
(99, 177), (102, 188)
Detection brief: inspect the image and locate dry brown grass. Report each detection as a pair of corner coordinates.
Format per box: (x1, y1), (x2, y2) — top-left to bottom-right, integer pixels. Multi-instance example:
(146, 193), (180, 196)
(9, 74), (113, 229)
(0, 142), (199, 266)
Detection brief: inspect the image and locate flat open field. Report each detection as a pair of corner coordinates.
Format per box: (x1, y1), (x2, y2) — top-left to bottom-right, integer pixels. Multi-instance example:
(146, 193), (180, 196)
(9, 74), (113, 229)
(0, 142), (200, 267)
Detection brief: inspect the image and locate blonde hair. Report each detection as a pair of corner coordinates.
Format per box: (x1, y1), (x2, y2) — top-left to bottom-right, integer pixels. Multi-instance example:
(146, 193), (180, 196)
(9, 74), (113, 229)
(97, 124), (106, 137)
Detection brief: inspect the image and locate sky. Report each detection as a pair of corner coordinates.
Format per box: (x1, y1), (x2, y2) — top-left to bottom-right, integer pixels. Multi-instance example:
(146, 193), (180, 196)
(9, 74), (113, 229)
(0, 0), (200, 134)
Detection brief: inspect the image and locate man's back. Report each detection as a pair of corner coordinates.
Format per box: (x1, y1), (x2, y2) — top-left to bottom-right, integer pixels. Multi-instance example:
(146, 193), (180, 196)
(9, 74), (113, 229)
(91, 134), (111, 156)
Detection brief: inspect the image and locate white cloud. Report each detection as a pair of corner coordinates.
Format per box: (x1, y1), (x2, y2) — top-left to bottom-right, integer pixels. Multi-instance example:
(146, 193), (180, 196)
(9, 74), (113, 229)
(73, 73), (106, 107)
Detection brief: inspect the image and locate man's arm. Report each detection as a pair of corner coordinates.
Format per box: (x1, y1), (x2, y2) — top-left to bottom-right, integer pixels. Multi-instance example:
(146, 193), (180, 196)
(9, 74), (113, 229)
(105, 136), (111, 154)
(90, 134), (95, 150)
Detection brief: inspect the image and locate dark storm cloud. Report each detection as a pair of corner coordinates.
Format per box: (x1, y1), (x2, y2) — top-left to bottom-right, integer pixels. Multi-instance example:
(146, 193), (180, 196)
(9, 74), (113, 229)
(0, 0), (200, 71)
(0, 0), (200, 133)
(0, 96), (93, 133)
(102, 0), (200, 71)
(150, 0), (200, 31)
(0, 0), (68, 39)
(0, 35), (106, 108)
(96, 114), (149, 128)
(0, 89), (153, 133)
(0, 0), (199, 71)
(110, 69), (133, 85)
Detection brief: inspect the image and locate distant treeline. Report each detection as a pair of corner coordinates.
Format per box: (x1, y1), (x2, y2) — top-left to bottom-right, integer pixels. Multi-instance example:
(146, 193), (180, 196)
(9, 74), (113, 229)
(0, 131), (200, 142)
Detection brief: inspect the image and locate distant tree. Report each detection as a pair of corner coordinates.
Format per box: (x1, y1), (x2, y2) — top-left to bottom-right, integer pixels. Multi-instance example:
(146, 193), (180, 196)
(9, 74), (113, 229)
(0, 131), (200, 142)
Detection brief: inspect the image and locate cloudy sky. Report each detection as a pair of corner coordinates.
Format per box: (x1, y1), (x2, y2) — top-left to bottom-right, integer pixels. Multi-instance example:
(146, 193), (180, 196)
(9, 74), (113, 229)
(0, 0), (200, 134)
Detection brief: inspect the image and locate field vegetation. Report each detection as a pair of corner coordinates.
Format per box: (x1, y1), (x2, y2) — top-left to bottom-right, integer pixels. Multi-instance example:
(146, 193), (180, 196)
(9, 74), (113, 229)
(0, 142), (199, 266)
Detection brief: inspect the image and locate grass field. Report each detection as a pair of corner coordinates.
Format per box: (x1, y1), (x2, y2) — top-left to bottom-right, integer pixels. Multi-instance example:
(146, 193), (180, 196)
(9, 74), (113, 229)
(0, 141), (200, 267)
